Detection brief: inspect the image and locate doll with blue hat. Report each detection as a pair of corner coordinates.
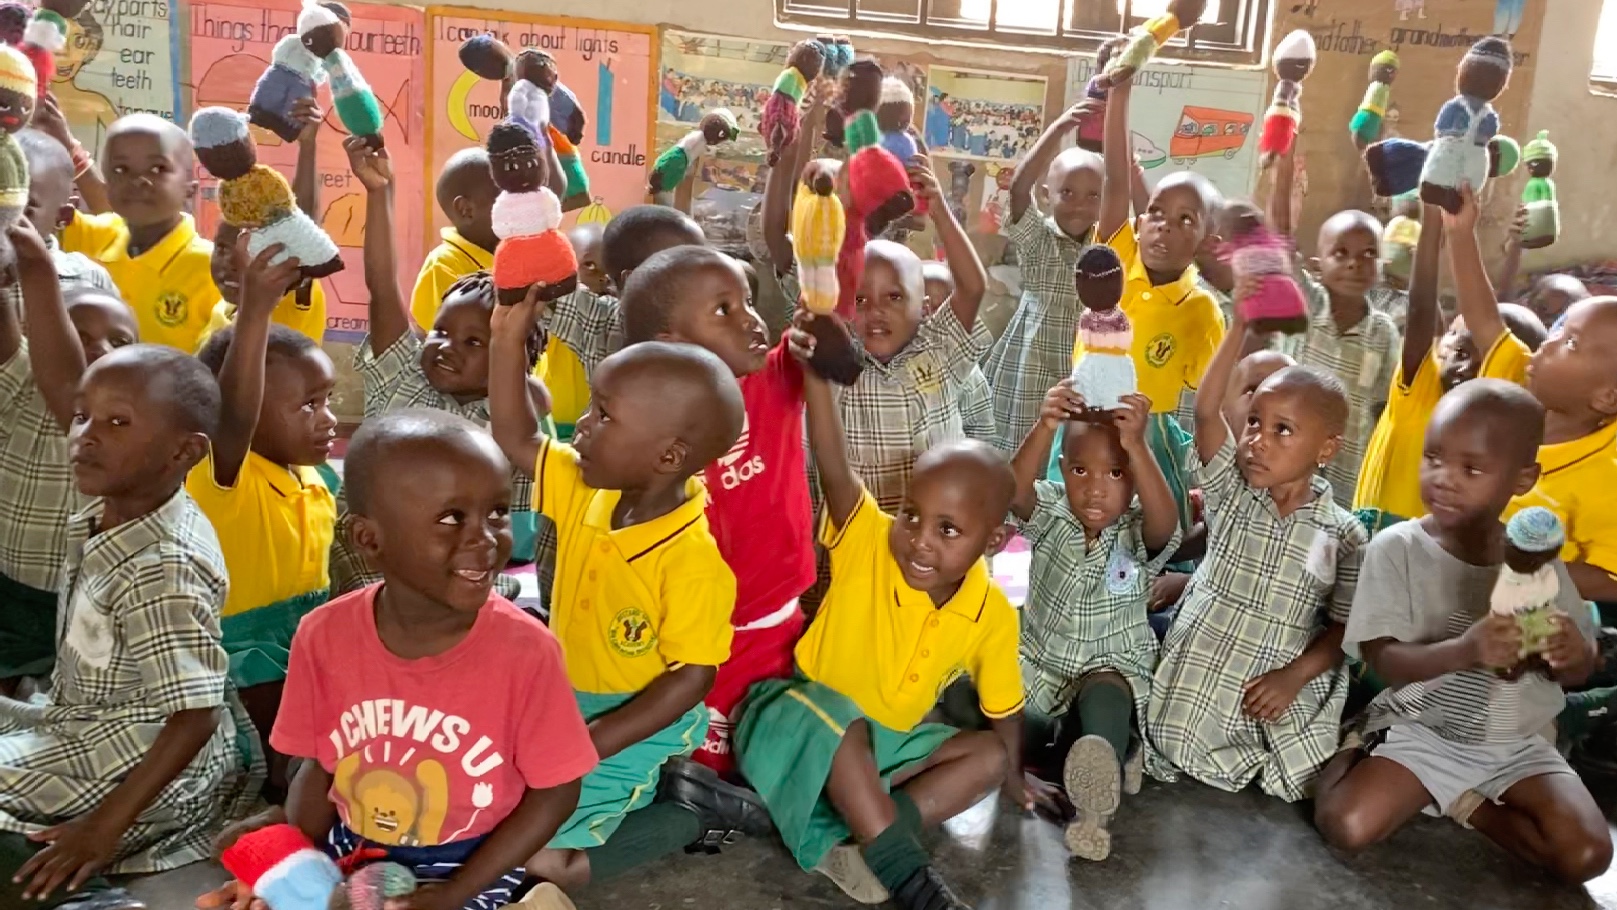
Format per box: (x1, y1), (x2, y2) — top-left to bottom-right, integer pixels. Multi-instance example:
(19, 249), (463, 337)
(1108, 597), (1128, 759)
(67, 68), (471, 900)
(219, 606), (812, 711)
(1491, 506), (1566, 659)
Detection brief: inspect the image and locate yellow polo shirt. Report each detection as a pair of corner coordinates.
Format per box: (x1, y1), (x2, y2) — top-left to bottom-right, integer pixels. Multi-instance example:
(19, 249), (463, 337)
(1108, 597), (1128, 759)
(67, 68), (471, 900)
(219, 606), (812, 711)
(199, 282), (330, 348)
(534, 437), (735, 695)
(186, 450), (336, 617)
(410, 228), (492, 330)
(1505, 421), (1617, 577)
(539, 336), (591, 432)
(63, 211), (220, 352)
(795, 488), (1024, 733)
(1354, 351), (1443, 520)
(1478, 329), (1531, 386)
(1073, 223), (1224, 412)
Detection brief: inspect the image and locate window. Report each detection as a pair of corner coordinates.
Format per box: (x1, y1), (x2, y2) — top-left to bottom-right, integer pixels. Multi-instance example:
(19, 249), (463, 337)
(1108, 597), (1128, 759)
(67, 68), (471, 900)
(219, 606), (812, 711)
(777, 0), (1267, 62)
(1594, 1), (1617, 83)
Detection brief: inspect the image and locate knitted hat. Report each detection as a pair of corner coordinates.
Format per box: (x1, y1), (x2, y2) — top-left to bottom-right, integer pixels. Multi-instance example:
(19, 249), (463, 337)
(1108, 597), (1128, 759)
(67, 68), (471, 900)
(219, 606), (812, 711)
(1074, 243), (1124, 312)
(0, 42), (37, 100)
(1523, 129), (1557, 165)
(1506, 506), (1564, 555)
(1370, 49), (1399, 70)
(1465, 36), (1514, 71)
(459, 33), (513, 81)
(818, 35), (854, 78)
(1272, 29), (1317, 68)
(877, 76), (913, 129)
(190, 106), (258, 180)
(296, 0), (340, 34)
(220, 824), (342, 910)
(1488, 134), (1521, 178)
(1364, 137), (1427, 198)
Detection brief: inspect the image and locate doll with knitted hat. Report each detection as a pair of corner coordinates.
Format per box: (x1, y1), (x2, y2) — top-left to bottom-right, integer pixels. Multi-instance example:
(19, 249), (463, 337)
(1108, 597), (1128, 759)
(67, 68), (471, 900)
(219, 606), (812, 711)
(219, 822), (422, 910)
(1225, 200), (1308, 335)
(299, 0), (385, 150)
(761, 39), (824, 167)
(1489, 134), (1521, 180)
(1350, 50), (1399, 150)
(0, 2), (28, 46)
(1259, 30), (1316, 170)
(648, 108), (739, 195)
(875, 75), (927, 217)
(13, 0), (84, 102)
(1096, 0), (1204, 89)
(456, 37), (592, 208)
(793, 159), (864, 385)
(841, 59), (914, 239)
(1068, 244), (1136, 413)
(1491, 506), (1566, 659)
(251, 34), (327, 143)
(192, 106), (345, 278)
(523, 50), (585, 145)
(1521, 129), (1558, 249)
(1418, 36), (1513, 214)
(0, 44), (32, 273)
(488, 121), (576, 305)
(1077, 36), (1129, 153)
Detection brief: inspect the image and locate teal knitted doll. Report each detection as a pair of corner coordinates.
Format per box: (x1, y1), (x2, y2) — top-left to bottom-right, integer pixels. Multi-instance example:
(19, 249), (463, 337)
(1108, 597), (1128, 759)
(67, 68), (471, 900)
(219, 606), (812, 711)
(299, 1), (384, 149)
(648, 109), (739, 194)
(1521, 130), (1559, 250)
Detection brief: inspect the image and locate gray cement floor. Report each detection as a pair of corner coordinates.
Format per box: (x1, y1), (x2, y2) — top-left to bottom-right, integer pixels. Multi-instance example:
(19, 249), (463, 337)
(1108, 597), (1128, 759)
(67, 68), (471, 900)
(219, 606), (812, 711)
(128, 778), (1616, 910)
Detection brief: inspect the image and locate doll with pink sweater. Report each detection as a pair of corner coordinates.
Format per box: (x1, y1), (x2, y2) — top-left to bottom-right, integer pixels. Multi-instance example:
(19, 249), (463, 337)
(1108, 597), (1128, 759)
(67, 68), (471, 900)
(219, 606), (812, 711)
(1225, 200), (1308, 335)
(1068, 244), (1136, 413)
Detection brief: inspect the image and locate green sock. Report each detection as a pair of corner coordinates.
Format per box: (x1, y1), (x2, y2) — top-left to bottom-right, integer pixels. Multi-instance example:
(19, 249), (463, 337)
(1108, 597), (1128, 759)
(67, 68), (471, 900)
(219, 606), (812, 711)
(584, 803), (701, 883)
(862, 820), (929, 893)
(891, 789), (922, 835)
(1077, 681), (1133, 763)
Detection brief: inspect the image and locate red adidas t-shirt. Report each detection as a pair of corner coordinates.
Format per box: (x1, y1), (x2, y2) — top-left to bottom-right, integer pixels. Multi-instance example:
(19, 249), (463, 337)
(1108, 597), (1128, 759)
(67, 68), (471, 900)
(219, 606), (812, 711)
(271, 585), (598, 846)
(704, 341), (815, 626)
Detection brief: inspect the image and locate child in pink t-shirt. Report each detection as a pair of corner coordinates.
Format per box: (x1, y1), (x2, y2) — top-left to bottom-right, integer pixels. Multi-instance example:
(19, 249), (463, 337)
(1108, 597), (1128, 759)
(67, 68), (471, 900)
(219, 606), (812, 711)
(272, 410), (596, 909)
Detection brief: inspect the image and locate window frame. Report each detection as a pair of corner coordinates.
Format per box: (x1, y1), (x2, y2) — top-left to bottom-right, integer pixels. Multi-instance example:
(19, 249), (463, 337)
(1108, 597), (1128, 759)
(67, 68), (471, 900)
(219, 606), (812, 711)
(1592, 1), (1617, 87)
(775, 0), (1272, 65)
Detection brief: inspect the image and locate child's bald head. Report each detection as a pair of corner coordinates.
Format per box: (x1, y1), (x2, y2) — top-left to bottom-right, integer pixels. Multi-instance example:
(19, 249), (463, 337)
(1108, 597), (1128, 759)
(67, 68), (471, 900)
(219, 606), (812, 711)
(1422, 379), (1544, 525)
(897, 440), (1016, 594)
(17, 128), (75, 236)
(1225, 349), (1296, 433)
(436, 148), (498, 248)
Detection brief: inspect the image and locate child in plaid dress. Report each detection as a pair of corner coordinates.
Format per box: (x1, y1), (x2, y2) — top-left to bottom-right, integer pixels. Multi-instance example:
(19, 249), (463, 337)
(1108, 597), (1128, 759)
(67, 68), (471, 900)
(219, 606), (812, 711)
(1146, 303), (1368, 802)
(1010, 382), (1180, 861)
(923, 262), (995, 444)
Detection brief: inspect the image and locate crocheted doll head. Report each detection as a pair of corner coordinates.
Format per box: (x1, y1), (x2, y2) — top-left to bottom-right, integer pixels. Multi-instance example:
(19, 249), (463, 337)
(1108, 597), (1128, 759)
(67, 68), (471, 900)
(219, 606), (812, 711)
(298, 1), (347, 59)
(1524, 130), (1557, 179)
(220, 824), (343, 910)
(326, 862), (417, 910)
(459, 33), (513, 81)
(1074, 244), (1124, 314)
(1456, 36), (1512, 101)
(1488, 134), (1521, 179)
(788, 39), (825, 83)
(699, 108), (739, 145)
(515, 49), (558, 92)
(1363, 137), (1427, 199)
(876, 77), (913, 133)
(817, 35), (854, 78)
(1504, 506), (1564, 574)
(487, 120), (542, 194)
(1272, 29), (1317, 83)
(1167, 0), (1207, 23)
(1368, 49), (1399, 84)
(0, 44), (35, 133)
(191, 106), (258, 181)
(0, 3), (29, 46)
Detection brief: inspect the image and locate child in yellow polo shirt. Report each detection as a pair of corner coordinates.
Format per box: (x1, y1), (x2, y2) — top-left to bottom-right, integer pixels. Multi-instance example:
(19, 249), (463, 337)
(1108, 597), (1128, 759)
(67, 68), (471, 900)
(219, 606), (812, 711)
(488, 323), (770, 894)
(1069, 75), (1224, 530)
(190, 236), (338, 787)
(410, 148), (497, 331)
(62, 114), (220, 352)
(734, 318), (1025, 910)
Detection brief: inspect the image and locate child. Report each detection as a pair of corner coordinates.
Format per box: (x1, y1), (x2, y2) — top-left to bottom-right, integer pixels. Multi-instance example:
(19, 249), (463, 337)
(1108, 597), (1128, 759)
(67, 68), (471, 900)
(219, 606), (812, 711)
(0, 344), (258, 907)
(1523, 273), (1587, 333)
(980, 100), (1104, 452)
(410, 147), (498, 331)
(1010, 382), (1179, 861)
(1072, 75), (1225, 534)
(12, 130), (114, 296)
(1316, 380), (1612, 884)
(190, 236), (337, 777)
(568, 222), (608, 296)
(736, 325), (1023, 909)
(1146, 305), (1367, 802)
(1268, 156), (1401, 510)
(61, 114), (221, 352)
(270, 408), (598, 909)
(487, 328), (766, 889)
(923, 261), (995, 444)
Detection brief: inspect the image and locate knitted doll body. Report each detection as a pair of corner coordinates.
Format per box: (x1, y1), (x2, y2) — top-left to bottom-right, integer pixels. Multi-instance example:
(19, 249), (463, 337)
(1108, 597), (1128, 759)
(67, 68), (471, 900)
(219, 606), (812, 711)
(791, 176), (845, 317)
(1259, 30), (1316, 169)
(0, 45), (35, 271)
(250, 35), (325, 143)
(1521, 130), (1558, 249)
(1381, 214), (1420, 283)
(1104, 0), (1203, 87)
(488, 121), (576, 304)
(507, 77), (551, 147)
(220, 824), (344, 910)
(648, 109), (738, 194)
(1076, 36), (1130, 152)
(1489, 134), (1521, 180)
(1349, 50), (1399, 149)
(549, 124), (589, 205)
(1490, 507), (1565, 658)
(761, 40), (824, 167)
(18, 7), (66, 101)
(520, 51), (585, 145)
(1068, 244), (1135, 412)
(843, 62), (914, 239)
(1420, 37), (1512, 214)
(324, 50), (385, 149)
(1228, 217), (1307, 335)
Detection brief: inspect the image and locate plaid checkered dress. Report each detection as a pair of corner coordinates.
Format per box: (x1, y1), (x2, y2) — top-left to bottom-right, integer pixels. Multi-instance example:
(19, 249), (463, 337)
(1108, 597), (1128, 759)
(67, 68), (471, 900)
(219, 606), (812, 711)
(1367, 284), (1409, 333)
(1295, 271), (1400, 510)
(0, 491), (262, 873)
(981, 209), (1090, 452)
(548, 288), (622, 380)
(1020, 483), (1181, 720)
(0, 342), (83, 595)
(958, 317), (997, 445)
(1145, 437), (1367, 802)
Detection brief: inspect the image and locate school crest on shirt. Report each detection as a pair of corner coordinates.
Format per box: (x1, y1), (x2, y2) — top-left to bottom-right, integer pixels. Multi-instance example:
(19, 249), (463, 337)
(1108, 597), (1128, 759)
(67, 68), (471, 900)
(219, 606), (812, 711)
(609, 607), (657, 658)
(1144, 332), (1176, 368)
(156, 292), (189, 328)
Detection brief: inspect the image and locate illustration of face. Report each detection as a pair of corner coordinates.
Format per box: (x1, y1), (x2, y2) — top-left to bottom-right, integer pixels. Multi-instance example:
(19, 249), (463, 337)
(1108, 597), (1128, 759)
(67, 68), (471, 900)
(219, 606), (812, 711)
(353, 768), (420, 843)
(56, 17), (101, 82)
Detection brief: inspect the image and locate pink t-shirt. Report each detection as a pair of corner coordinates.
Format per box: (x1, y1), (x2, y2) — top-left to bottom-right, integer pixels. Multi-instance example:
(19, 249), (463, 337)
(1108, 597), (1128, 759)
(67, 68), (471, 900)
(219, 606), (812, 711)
(271, 585), (598, 847)
(704, 341), (815, 626)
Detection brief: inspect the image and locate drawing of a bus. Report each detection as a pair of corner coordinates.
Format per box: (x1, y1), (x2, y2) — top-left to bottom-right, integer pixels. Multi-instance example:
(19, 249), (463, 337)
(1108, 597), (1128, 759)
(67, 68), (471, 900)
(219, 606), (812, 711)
(1170, 106), (1255, 162)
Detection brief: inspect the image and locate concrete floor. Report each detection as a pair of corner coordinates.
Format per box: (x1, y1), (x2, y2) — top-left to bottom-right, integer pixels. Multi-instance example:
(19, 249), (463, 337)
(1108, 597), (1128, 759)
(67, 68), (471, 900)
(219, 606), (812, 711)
(128, 777), (1617, 910)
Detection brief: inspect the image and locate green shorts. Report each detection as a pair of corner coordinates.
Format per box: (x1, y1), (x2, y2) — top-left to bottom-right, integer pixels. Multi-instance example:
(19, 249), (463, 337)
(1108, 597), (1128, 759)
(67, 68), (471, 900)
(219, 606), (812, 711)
(221, 588), (330, 688)
(735, 677), (956, 870)
(0, 571), (56, 679)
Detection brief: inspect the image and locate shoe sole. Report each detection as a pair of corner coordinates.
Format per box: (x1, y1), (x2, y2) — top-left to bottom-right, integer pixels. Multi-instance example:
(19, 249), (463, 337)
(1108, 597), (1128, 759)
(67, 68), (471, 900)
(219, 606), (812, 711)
(815, 844), (890, 904)
(1064, 812), (1113, 861)
(512, 883), (578, 910)
(1123, 743), (1144, 796)
(1063, 735), (1121, 862)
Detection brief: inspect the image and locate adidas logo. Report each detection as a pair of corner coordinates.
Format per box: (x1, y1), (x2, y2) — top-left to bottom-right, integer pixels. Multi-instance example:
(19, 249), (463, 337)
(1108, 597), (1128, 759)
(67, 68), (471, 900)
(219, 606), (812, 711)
(716, 415), (764, 489)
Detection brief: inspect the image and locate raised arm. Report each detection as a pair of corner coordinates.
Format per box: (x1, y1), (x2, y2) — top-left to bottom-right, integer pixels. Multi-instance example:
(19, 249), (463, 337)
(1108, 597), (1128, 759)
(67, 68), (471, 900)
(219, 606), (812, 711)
(1114, 393), (1178, 553)
(1440, 183), (1503, 355)
(1009, 382), (1080, 520)
(291, 98), (324, 217)
(8, 222), (84, 429)
(1095, 79), (1134, 242)
(792, 314), (861, 529)
(764, 81), (831, 274)
(211, 238), (303, 487)
(1265, 145), (1297, 238)
(346, 137), (410, 354)
(1493, 205), (1527, 298)
(33, 93), (110, 215)
(1009, 102), (1089, 224)
(914, 155), (984, 329)
(1194, 305), (1248, 464)
(1400, 205), (1445, 382)
(488, 289), (550, 479)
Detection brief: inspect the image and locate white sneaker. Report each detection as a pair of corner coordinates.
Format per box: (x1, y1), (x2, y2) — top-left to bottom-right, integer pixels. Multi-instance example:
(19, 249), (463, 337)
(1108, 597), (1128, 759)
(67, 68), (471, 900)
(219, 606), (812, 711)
(1062, 734), (1122, 861)
(815, 843), (890, 904)
(512, 883), (578, 910)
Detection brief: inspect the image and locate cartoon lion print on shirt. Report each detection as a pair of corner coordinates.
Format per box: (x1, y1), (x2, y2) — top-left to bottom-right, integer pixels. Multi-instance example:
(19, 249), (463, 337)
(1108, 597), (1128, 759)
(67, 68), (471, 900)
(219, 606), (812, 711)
(334, 751), (450, 846)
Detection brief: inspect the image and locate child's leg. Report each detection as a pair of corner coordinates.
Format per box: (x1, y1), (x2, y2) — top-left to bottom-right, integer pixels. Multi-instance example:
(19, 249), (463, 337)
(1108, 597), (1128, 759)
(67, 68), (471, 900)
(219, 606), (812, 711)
(1313, 746), (1435, 852)
(1057, 672), (1132, 861)
(1467, 773), (1613, 883)
(885, 729), (1005, 829)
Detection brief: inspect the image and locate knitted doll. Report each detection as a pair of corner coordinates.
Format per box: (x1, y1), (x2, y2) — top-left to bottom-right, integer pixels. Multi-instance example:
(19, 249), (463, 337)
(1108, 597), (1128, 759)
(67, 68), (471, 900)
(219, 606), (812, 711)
(1225, 201), (1307, 335)
(0, 3), (28, 46)
(1259, 30), (1316, 170)
(1077, 36), (1129, 153)
(1491, 506), (1565, 659)
(458, 32), (512, 81)
(1098, 0), (1205, 89)
(1521, 130), (1558, 250)
(220, 824), (345, 910)
(301, 1), (385, 150)
(761, 39), (824, 168)
(523, 50), (585, 145)
(818, 36), (857, 149)
(507, 73), (551, 148)
(1489, 134), (1521, 179)
(1068, 244), (1136, 413)
(250, 35), (327, 143)
(327, 861), (419, 910)
(793, 161), (863, 385)
(191, 107), (344, 279)
(0, 45), (33, 273)
(1349, 50), (1399, 150)
(488, 121), (577, 305)
(876, 77), (927, 217)
(549, 124), (590, 209)
(1419, 36), (1513, 214)
(17, 2), (78, 102)
(1381, 206), (1420, 285)
(648, 108), (739, 195)
(1364, 136), (1427, 199)
(842, 60), (914, 239)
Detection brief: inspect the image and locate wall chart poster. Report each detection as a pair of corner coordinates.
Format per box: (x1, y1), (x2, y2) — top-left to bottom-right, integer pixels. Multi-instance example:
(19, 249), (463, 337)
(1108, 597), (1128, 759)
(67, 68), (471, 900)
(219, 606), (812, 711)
(659, 30), (787, 164)
(924, 67), (1045, 162)
(428, 8), (656, 242)
(56, 0), (180, 155)
(189, 0), (426, 341)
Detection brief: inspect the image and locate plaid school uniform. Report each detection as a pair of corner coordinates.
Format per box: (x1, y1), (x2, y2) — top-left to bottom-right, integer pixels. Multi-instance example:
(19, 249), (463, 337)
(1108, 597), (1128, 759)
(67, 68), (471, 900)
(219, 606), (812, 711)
(1295, 271), (1400, 510)
(1145, 436), (1367, 802)
(958, 365), (996, 444)
(0, 490), (262, 873)
(548, 287), (622, 380)
(1020, 482), (1182, 721)
(1367, 284), (1409, 332)
(981, 208), (1090, 452)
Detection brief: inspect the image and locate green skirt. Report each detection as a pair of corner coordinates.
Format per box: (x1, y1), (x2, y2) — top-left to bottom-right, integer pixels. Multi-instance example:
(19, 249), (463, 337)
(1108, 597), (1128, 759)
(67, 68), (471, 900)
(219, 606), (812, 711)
(548, 690), (707, 850)
(221, 588), (330, 688)
(0, 571), (56, 679)
(734, 677), (956, 871)
(1354, 508), (1407, 538)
